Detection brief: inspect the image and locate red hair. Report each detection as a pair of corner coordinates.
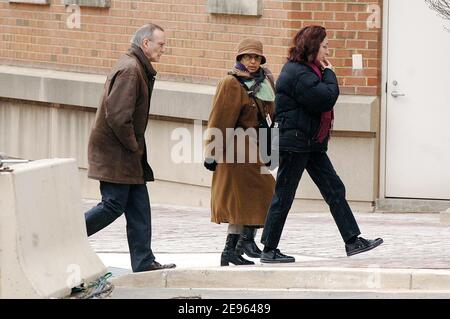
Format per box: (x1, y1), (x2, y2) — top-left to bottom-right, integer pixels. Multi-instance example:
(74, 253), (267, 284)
(288, 26), (327, 63)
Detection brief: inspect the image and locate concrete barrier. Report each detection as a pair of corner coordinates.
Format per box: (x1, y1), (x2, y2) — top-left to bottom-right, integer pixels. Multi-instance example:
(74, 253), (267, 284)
(0, 158), (106, 298)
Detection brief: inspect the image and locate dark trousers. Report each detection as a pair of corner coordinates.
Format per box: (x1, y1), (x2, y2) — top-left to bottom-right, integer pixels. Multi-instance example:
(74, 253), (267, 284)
(85, 181), (155, 272)
(261, 151), (361, 249)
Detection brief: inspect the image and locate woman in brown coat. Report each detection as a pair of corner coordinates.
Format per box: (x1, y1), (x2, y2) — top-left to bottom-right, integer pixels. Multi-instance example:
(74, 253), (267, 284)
(204, 39), (276, 266)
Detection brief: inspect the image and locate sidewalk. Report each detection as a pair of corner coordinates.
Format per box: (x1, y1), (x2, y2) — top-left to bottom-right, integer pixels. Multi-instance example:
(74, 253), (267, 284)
(83, 200), (450, 296)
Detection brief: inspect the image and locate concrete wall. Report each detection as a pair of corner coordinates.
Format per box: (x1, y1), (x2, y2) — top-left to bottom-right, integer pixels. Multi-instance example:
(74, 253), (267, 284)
(0, 65), (380, 212)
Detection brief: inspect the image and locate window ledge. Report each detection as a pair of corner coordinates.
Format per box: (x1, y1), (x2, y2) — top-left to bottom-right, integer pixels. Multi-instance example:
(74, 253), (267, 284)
(62, 0), (110, 8)
(8, 0), (50, 5)
(206, 0), (262, 17)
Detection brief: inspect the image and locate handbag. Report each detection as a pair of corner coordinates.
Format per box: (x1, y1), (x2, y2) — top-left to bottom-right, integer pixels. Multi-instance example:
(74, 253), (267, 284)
(252, 97), (274, 166)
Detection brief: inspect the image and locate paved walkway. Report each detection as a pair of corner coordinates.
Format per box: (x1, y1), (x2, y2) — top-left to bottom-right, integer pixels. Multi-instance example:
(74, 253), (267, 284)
(83, 200), (450, 271)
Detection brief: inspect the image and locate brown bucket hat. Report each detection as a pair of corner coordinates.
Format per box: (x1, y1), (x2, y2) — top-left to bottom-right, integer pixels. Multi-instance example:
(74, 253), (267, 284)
(236, 38), (266, 64)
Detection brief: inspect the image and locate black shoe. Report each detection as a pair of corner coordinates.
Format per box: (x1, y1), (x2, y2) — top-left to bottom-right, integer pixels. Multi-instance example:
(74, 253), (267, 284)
(220, 251), (255, 266)
(145, 261), (176, 271)
(236, 226), (262, 258)
(346, 237), (383, 257)
(260, 248), (295, 264)
(236, 240), (262, 258)
(221, 233), (255, 266)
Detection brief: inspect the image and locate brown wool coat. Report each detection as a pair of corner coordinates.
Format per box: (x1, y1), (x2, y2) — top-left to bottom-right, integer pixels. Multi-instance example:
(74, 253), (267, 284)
(88, 50), (155, 184)
(206, 70), (276, 226)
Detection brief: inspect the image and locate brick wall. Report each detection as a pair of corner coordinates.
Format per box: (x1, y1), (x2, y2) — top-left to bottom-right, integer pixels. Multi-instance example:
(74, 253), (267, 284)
(0, 0), (382, 95)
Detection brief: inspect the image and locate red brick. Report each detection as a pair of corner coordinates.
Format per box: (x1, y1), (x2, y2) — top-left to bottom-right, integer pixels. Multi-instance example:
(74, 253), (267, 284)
(346, 40), (367, 49)
(324, 3), (346, 12)
(288, 11), (313, 20)
(341, 86), (357, 95)
(336, 12), (357, 21)
(303, 3), (324, 11)
(313, 12), (335, 21)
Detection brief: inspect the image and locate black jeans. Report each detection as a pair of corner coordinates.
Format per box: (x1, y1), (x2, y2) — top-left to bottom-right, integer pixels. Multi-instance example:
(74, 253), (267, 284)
(85, 181), (155, 272)
(261, 151), (361, 249)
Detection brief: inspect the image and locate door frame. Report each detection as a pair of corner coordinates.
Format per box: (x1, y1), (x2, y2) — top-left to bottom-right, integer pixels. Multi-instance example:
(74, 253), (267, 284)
(379, 0), (390, 200)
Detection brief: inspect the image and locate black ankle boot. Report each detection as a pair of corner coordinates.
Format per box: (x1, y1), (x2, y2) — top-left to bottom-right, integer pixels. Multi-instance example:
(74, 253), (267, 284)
(220, 233), (255, 266)
(235, 226), (262, 258)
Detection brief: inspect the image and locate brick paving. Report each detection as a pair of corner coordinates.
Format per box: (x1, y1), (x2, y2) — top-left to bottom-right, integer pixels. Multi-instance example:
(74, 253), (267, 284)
(84, 200), (450, 270)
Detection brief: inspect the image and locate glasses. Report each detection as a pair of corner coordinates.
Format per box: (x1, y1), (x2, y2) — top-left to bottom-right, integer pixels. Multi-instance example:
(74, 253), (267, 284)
(241, 54), (263, 62)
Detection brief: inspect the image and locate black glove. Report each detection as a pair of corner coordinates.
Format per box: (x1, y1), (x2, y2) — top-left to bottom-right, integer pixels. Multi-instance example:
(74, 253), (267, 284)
(204, 158), (217, 171)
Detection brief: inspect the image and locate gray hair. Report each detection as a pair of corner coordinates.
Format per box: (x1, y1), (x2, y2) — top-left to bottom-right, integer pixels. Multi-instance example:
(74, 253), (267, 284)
(130, 23), (164, 46)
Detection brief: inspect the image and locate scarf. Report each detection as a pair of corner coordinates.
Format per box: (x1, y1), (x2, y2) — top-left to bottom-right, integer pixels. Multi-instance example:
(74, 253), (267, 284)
(230, 63), (275, 102)
(307, 62), (334, 144)
(129, 44), (157, 84)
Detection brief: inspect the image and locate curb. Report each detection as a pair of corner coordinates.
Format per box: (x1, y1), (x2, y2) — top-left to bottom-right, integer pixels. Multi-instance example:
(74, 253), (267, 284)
(111, 267), (450, 292)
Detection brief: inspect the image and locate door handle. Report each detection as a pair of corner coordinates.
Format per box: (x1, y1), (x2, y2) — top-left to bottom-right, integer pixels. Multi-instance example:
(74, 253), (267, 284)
(391, 90), (406, 97)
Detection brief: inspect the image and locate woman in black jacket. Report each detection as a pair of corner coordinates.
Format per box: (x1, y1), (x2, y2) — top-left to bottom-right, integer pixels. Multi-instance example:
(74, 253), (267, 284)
(260, 26), (383, 263)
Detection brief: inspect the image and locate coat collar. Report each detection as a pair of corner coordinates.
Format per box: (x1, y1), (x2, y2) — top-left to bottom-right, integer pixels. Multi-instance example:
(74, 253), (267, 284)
(128, 44), (157, 83)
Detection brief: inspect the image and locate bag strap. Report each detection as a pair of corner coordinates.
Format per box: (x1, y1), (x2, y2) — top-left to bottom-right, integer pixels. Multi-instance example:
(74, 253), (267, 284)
(252, 96), (271, 128)
(231, 74), (271, 128)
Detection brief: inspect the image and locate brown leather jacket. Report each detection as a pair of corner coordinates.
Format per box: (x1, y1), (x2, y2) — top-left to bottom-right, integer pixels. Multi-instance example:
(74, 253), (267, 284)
(88, 46), (156, 184)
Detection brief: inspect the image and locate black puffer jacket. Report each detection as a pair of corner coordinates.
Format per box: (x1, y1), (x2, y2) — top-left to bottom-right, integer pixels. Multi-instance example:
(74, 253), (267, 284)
(274, 61), (339, 153)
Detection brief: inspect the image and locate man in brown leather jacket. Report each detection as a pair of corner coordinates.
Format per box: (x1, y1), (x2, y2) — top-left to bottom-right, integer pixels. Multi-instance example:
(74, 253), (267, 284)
(84, 24), (175, 272)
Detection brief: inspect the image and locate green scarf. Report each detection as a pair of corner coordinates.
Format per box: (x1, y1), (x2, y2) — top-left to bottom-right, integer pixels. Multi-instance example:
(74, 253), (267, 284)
(243, 78), (275, 102)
